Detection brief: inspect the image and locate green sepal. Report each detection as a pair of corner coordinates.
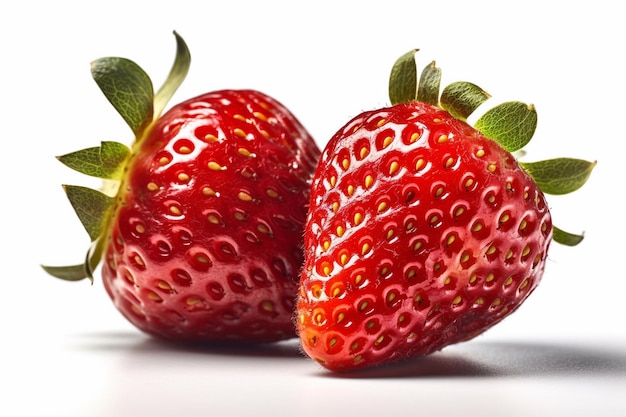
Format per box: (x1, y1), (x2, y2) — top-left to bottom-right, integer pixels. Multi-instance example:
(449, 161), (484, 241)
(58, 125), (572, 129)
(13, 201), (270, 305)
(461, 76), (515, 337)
(417, 61), (441, 106)
(389, 49), (418, 105)
(91, 57), (154, 136)
(553, 226), (585, 246)
(57, 141), (130, 180)
(63, 185), (114, 242)
(440, 81), (491, 121)
(520, 158), (597, 195)
(154, 31), (191, 118)
(41, 238), (105, 283)
(474, 101), (537, 152)
(41, 263), (92, 282)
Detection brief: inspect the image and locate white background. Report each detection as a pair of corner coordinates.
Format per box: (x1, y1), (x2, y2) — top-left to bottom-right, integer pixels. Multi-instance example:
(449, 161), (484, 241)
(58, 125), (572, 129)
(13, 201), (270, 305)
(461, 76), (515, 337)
(2, 1), (625, 416)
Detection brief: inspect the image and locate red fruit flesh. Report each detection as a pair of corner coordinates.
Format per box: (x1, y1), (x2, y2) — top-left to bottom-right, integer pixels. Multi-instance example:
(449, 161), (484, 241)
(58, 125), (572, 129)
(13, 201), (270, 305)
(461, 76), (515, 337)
(102, 90), (320, 342)
(297, 101), (552, 370)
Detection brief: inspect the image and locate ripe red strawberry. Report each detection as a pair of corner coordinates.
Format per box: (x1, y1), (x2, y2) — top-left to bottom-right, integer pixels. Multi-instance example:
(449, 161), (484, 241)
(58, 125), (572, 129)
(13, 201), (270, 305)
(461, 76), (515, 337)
(296, 50), (595, 370)
(43, 32), (320, 342)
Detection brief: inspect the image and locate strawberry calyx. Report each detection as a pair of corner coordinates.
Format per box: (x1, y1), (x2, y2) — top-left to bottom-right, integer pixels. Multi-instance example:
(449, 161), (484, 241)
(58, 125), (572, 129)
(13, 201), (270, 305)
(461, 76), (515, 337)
(388, 49), (596, 246)
(42, 31), (191, 282)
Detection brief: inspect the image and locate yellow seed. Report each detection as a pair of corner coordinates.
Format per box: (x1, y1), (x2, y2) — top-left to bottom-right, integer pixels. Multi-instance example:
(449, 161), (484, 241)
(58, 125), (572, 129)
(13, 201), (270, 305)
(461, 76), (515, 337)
(147, 182), (159, 192)
(253, 111), (267, 121)
(178, 145), (192, 154)
(169, 205), (181, 216)
(415, 158), (426, 171)
(238, 191), (253, 201)
(438, 134), (449, 143)
(364, 175), (374, 189)
(322, 240), (330, 251)
(328, 337), (337, 348)
(342, 158), (350, 170)
(359, 146), (369, 159)
(500, 213), (510, 223)
(353, 355), (363, 363)
(492, 298), (502, 307)
(520, 278), (530, 290)
(476, 149), (485, 158)
(261, 301), (274, 312)
(234, 114), (246, 122)
(203, 187), (217, 196)
(386, 229), (394, 240)
(473, 222), (483, 232)
(410, 132), (420, 143)
(434, 186), (444, 198)
(375, 335), (385, 346)
(455, 207), (465, 218)
(266, 188), (279, 198)
(330, 176), (337, 188)
(469, 274), (478, 284)
(157, 280), (172, 290)
(336, 312), (345, 324)
(444, 157), (455, 168)
(332, 201), (340, 212)
(238, 148), (254, 157)
(159, 156), (170, 165)
(354, 212), (363, 225)
(387, 292), (396, 303)
(461, 252), (470, 263)
(382, 136), (393, 148)
(377, 201), (388, 213)
(234, 128), (247, 138)
(522, 246), (531, 257)
(359, 300), (369, 311)
(486, 273), (495, 282)
(347, 185), (355, 196)
(178, 173), (190, 182)
(430, 214), (440, 225)
(380, 267), (389, 276)
(322, 265), (331, 276)
(134, 255), (144, 266)
(519, 219), (528, 231)
(452, 296), (462, 305)
(257, 224), (271, 234)
(186, 297), (202, 306)
(361, 242), (371, 255)
(505, 249), (514, 260)
(376, 118), (387, 127)
(354, 274), (363, 285)
(389, 161), (400, 175)
(504, 276), (513, 286)
(260, 130), (270, 138)
(208, 161), (225, 171)
(475, 297), (484, 305)
(488, 163), (497, 172)
(413, 241), (423, 251)
(336, 225), (345, 237)
(207, 214), (221, 224)
(205, 134), (219, 142)
(340, 253), (348, 265)
(486, 245), (497, 255)
(465, 178), (474, 189)
(446, 234), (456, 245)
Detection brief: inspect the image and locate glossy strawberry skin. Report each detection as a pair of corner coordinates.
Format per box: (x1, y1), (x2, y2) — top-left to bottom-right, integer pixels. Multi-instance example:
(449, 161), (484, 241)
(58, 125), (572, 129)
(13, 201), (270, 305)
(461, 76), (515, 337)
(102, 89), (320, 342)
(297, 101), (552, 370)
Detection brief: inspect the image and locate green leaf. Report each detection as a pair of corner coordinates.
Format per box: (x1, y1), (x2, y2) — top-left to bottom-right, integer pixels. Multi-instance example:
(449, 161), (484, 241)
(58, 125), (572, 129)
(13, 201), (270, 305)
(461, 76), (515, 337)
(389, 49), (418, 105)
(440, 81), (491, 121)
(520, 158), (596, 195)
(154, 31), (191, 118)
(553, 226), (585, 246)
(63, 185), (114, 241)
(474, 101), (537, 152)
(91, 57), (154, 136)
(417, 61), (441, 106)
(57, 141), (130, 180)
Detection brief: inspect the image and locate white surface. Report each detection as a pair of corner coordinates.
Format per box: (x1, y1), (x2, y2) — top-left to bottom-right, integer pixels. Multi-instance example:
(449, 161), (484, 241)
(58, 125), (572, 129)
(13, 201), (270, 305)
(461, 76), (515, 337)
(2, 1), (625, 416)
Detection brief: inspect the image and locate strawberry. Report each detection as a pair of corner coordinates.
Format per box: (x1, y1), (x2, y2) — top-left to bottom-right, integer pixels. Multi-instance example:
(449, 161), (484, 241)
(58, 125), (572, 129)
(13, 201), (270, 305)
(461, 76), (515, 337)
(43, 32), (320, 342)
(296, 50), (595, 370)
